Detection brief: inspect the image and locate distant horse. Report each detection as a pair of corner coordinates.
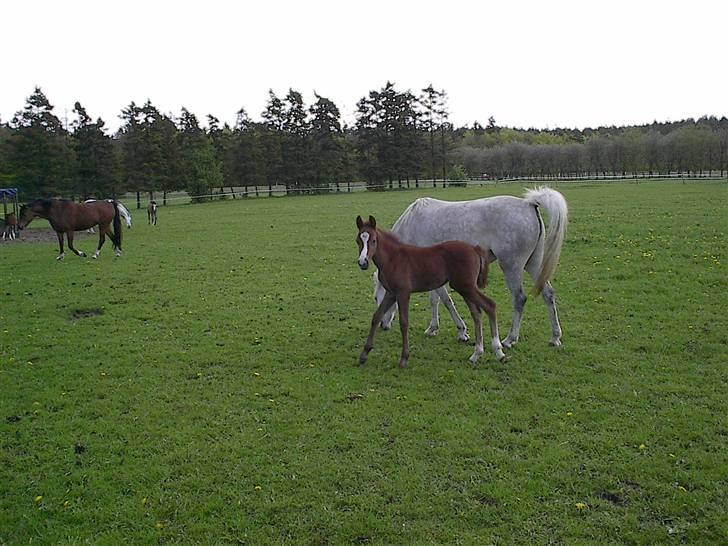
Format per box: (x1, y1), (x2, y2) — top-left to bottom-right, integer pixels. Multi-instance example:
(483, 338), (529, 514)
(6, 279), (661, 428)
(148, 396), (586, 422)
(356, 215), (506, 368)
(147, 201), (157, 225)
(2, 212), (18, 241)
(18, 198), (125, 260)
(374, 187), (568, 347)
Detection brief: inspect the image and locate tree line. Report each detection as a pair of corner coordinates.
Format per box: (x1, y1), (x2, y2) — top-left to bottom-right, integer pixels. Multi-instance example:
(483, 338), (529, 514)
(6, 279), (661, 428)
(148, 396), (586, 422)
(1, 86), (726, 206)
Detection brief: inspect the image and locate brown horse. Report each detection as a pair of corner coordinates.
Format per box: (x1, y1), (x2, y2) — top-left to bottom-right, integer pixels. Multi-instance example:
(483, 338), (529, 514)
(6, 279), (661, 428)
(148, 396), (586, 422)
(356, 215), (506, 368)
(147, 200), (157, 225)
(2, 212), (17, 241)
(18, 198), (123, 260)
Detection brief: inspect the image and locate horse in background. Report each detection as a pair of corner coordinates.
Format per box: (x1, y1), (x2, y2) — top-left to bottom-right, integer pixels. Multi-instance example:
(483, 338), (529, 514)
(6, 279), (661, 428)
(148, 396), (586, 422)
(18, 198), (125, 260)
(2, 212), (18, 241)
(148, 201), (157, 225)
(84, 199), (132, 229)
(356, 215), (506, 368)
(374, 187), (568, 348)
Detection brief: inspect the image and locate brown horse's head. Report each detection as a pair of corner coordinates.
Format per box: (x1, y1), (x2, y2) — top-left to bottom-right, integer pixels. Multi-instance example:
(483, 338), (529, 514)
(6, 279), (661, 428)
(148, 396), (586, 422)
(18, 199), (54, 229)
(355, 215), (378, 270)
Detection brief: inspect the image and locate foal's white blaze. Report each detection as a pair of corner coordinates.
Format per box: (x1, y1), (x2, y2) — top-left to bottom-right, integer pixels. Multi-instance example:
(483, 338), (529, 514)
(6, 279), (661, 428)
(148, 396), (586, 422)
(358, 232), (370, 267)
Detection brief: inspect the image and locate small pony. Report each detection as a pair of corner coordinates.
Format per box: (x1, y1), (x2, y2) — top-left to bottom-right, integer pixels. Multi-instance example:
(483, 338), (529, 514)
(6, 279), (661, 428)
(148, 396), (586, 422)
(356, 215), (506, 367)
(148, 201), (157, 225)
(18, 198), (125, 260)
(2, 212), (18, 240)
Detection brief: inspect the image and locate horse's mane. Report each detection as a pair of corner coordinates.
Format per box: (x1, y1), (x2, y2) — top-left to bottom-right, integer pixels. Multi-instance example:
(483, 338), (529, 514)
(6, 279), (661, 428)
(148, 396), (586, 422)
(376, 226), (404, 245)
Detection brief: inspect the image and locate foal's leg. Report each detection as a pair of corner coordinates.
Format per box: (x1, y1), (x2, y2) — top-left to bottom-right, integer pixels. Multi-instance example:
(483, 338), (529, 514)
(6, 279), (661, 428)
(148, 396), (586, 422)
(464, 299), (485, 363)
(396, 292), (411, 368)
(478, 291), (506, 362)
(360, 292), (397, 365)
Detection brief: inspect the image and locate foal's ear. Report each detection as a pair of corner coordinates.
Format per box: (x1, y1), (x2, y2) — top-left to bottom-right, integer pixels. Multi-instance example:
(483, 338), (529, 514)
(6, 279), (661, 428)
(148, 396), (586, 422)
(368, 215), (376, 228)
(356, 215), (363, 229)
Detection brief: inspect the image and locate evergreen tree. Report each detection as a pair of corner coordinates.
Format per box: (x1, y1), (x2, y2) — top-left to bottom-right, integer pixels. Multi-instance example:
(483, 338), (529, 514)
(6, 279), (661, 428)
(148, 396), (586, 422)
(9, 87), (74, 197)
(71, 102), (119, 198)
(309, 93), (344, 191)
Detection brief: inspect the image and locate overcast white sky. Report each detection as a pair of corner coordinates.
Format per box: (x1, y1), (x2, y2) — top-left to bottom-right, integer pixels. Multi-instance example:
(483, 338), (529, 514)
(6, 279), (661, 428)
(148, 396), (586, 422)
(1, 0), (725, 133)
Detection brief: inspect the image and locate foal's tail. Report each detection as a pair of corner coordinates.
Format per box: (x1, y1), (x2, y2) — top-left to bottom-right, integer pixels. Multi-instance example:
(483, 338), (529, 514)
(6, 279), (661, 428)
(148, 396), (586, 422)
(475, 245), (490, 289)
(111, 201), (123, 250)
(524, 186), (568, 295)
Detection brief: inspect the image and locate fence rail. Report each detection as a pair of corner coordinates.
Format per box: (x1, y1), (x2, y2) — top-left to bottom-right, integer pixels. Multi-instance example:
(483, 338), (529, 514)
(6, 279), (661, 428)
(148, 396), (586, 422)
(120, 173), (727, 208)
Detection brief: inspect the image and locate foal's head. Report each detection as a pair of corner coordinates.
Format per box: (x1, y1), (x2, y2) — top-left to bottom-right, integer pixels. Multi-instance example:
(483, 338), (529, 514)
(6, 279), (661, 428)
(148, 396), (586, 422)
(355, 215), (379, 270)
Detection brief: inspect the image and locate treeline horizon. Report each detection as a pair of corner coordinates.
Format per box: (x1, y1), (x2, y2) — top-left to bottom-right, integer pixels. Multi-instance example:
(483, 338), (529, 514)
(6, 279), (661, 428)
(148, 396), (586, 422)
(1, 85), (726, 205)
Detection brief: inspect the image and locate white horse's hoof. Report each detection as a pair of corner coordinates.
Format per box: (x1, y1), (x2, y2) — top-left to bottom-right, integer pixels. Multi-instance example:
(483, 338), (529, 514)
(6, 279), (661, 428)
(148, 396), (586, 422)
(502, 338), (518, 349)
(424, 326), (438, 337)
(457, 331), (470, 342)
(56, 254), (65, 261)
(549, 338), (562, 347)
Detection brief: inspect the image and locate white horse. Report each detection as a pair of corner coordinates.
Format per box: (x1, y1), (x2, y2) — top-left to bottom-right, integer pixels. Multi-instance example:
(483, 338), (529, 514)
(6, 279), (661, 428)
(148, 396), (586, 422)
(374, 187), (568, 348)
(83, 199), (132, 230)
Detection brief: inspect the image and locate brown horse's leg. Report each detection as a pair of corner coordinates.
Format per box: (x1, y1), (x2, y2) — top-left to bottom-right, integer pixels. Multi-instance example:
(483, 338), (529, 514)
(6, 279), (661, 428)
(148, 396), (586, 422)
(66, 230), (85, 257)
(476, 291), (506, 362)
(360, 291), (396, 365)
(55, 232), (66, 260)
(396, 292), (411, 368)
(463, 298), (485, 363)
(93, 224), (107, 259)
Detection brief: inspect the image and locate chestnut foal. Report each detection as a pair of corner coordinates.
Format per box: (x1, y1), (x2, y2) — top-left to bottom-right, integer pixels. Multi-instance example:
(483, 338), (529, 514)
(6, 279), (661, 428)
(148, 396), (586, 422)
(356, 215), (506, 367)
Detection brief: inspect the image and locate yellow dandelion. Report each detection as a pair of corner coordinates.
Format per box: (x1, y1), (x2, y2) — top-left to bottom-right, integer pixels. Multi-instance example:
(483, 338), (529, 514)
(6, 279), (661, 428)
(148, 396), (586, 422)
(566, 411), (573, 417)
(677, 485), (687, 493)
(575, 502), (587, 511)
(254, 485), (262, 491)
(63, 501), (70, 508)
(141, 497), (148, 505)
(253, 372), (260, 377)
(34, 495), (43, 503)
(155, 522), (164, 529)
(639, 443), (647, 450)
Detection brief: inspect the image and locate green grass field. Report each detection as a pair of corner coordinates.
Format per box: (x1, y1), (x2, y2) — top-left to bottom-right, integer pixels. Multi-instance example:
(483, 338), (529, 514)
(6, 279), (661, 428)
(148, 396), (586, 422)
(1, 181), (726, 544)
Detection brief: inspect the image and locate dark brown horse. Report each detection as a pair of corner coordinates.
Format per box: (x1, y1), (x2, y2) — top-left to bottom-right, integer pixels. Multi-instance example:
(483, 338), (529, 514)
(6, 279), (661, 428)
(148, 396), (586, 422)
(2, 212), (17, 241)
(18, 198), (124, 260)
(356, 215), (506, 368)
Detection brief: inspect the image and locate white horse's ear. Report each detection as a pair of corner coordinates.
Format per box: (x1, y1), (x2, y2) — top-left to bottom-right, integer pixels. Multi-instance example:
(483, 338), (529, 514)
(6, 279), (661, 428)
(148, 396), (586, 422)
(356, 215), (363, 229)
(369, 215), (376, 228)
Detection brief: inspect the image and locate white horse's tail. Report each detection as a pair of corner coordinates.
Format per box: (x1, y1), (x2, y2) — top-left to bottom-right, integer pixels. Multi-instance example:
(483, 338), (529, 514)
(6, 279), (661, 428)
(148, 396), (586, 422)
(115, 202), (132, 228)
(524, 187), (568, 295)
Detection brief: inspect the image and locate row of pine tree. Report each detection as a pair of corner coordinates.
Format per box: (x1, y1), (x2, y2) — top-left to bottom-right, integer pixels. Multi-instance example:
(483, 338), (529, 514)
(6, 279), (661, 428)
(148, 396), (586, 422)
(1, 85), (726, 205)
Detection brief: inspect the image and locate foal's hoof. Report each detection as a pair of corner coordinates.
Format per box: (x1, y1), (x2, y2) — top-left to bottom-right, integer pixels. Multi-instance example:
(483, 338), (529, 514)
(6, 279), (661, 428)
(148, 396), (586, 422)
(457, 331), (470, 342)
(79, 252), (86, 257)
(501, 338), (517, 349)
(549, 338), (562, 347)
(424, 325), (438, 337)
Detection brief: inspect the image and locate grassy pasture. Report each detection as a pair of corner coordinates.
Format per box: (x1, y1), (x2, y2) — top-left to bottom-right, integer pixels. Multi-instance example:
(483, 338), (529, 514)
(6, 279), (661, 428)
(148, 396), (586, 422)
(0, 181), (726, 544)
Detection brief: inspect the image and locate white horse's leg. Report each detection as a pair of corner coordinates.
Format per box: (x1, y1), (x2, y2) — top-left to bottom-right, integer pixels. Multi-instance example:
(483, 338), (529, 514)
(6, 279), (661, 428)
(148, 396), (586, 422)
(427, 287), (469, 341)
(525, 260), (563, 346)
(540, 280), (562, 346)
(501, 265), (527, 348)
(424, 290), (441, 336)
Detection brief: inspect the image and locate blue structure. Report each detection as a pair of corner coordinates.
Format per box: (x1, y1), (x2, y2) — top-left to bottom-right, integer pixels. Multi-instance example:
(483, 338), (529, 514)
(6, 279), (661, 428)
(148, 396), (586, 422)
(1, 188), (19, 219)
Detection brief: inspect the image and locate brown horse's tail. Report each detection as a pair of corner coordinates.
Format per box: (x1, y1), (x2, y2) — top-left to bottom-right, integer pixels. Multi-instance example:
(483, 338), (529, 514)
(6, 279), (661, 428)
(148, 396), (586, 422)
(112, 201), (123, 250)
(475, 245), (490, 289)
